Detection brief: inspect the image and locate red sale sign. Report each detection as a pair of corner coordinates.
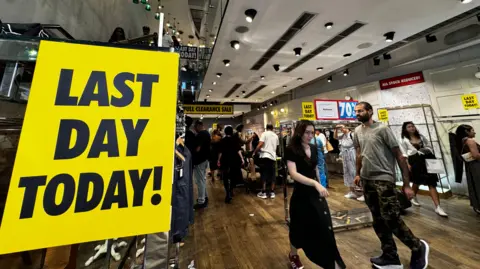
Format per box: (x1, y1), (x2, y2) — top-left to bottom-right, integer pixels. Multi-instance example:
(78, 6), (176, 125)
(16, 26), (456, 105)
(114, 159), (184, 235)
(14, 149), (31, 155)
(379, 72), (425, 90)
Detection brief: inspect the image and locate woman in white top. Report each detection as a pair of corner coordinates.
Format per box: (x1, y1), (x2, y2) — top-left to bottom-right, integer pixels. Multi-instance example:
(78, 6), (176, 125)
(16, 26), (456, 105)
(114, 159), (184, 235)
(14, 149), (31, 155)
(400, 122), (447, 217)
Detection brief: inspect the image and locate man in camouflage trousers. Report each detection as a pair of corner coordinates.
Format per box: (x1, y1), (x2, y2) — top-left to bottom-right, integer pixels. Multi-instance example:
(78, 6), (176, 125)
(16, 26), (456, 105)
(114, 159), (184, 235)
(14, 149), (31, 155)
(353, 102), (429, 269)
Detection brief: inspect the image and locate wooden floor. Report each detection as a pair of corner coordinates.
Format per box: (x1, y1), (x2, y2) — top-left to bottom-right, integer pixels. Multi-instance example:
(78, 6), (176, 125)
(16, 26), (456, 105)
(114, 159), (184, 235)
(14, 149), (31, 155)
(180, 175), (480, 269)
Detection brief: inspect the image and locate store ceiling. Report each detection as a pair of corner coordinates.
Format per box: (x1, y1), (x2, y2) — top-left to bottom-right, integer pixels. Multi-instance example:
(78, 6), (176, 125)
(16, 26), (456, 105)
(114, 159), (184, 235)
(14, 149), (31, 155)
(199, 0), (480, 104)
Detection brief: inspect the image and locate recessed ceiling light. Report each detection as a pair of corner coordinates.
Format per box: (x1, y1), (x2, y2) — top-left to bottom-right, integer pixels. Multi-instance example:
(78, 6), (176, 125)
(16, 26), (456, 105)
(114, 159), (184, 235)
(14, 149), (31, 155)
(261, 76), (265, 80)
(216, 73), (222, 78)
(328, 76), (332, 83)
(294, 47), (302, 57)
(343, 69), (349, 76)
(211, 41), (215, 45)
(297, 78), (303, 81)
(242, 91), (246, 95)
(206, 94), (210, 98)
(384, 31), (395, 43)
(325, 22), (334, 29)
(208, 89), (213, 92)
(257, 107), (260, 110)
(283, 85), (287, 88)
(273, 64), (280, 72)
(230, 40), (240, 50)
(280, 108), (285, 113)
(223, 59), (230, 66)
(212, 81), (217, 85)
(343, 53), (352, 57)
(271, 111), (274, 115)
(271, 91), (275, 94)
(316, 67), (323, 71)
(270, 102), (273, 106)
(460, 0), (473, 3)
(245, 9), (257, 23)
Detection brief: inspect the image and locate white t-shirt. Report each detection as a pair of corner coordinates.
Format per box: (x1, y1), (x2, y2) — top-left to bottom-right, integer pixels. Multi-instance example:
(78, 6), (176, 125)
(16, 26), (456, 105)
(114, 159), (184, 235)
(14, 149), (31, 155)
(259, 130), (279, 161)
(317, 133), (328, 154)
(162, 34), (173, 47)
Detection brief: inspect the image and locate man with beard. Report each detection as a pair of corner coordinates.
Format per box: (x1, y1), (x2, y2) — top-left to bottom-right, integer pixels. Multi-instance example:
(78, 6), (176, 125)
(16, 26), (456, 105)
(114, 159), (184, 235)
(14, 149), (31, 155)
(353, 102), (429, 269)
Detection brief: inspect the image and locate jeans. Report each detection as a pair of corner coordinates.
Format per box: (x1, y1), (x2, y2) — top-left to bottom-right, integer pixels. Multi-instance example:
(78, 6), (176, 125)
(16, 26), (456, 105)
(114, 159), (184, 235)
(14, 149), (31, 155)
(363, 180), (421, 257)
(194, 160), (208, 204)
(324, 153), (329, 186)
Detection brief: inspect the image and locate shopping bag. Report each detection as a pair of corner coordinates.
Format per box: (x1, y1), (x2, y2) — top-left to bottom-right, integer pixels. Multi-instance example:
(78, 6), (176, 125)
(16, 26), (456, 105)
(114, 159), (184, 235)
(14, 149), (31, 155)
(425, 159), (446, 174)
(326, 140), (334, 152)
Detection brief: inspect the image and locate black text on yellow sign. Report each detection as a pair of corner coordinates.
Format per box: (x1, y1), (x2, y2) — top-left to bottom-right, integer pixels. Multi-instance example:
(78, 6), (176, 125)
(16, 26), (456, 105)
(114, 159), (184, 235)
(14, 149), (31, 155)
(0, 41), (179, 254)
(462, 94), (480, 110)
(183, 104), (233, 114)
(302, 102), (316, 120)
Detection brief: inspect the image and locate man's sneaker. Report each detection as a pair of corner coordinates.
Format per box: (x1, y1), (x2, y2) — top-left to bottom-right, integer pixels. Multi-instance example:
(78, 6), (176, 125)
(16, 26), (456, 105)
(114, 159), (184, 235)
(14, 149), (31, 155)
(344, 192), (358, 199)
(357, 195), (365, 202)
(289, 254), (304, 269)
(270, 193), (276, 199)
(411, 197), (421, 206)
(257, 192), (267, 199)
(370, 253), (403, 269)
(435, 206), (448, 217)
(410, 240), (429, 269)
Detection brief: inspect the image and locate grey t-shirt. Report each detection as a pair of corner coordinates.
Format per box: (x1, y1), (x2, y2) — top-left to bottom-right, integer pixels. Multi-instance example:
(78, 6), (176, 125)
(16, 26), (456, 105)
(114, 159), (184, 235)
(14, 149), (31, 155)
(354, 122), (399, 182)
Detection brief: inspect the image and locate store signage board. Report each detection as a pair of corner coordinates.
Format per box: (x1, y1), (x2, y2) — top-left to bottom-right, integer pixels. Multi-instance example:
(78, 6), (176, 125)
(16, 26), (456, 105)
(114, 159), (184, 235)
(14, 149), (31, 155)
(183, 104), (233, 114)
(0, 41), (178, 254)
(314, 100), (358, 120)
(338, 101), (358, 120)
(301, 102), (316, 120)
(461, 93), (480, 110)
(379, 72), (425, 90)
(377, 109), (389, 122)
(178, 46), (198, 60)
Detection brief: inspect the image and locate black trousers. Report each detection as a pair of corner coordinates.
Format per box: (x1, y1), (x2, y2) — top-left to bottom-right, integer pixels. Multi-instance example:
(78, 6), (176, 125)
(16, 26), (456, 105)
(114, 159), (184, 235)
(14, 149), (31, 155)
(260, 158), (276, 193)
(222, 165), (242, 199)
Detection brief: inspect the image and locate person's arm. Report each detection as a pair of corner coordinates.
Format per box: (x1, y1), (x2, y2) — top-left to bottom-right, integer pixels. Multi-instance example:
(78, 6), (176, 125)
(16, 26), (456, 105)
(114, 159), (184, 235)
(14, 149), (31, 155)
(238, 150), (244, 165)
(354, 135), (362, 185)
(383, 128), (412, 194)
(253, 133), (266, 155)
(466, 139), (480, 160)
(287, 160), (328, 197)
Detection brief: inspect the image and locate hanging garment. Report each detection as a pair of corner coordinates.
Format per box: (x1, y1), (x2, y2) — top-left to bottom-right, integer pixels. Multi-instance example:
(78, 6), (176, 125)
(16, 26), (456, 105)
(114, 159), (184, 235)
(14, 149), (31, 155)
(339, 132), (356, 188)
(462, 141), (480, 211)
(449, 132), (464, 183)
(144, 232), (169, 269)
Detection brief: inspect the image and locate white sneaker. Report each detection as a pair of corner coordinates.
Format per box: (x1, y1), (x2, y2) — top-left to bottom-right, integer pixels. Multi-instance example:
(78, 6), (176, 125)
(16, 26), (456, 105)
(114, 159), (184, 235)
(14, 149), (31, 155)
(435, 206), (448, 217)
(344, 192), (358, 199)
(411, 197), (421, 206)
(270, 193), (276, 199)
(257, 192), (267, 199)
(357, 195), (365, 202)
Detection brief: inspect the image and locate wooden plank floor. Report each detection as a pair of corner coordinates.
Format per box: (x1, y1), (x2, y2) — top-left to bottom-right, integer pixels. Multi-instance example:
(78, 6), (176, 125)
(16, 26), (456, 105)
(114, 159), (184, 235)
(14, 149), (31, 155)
(180, 175), (480, 269)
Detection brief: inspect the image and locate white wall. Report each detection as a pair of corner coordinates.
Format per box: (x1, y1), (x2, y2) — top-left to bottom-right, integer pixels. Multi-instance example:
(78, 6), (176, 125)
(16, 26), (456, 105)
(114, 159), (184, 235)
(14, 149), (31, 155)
(0, 0), (159, 42)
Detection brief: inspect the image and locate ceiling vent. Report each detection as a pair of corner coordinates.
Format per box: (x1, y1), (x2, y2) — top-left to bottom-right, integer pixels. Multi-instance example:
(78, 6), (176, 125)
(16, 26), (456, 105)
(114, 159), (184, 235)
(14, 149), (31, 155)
(224, 83), (243, 98)
(283, 22), (366, 72)
(250, 12), (317, 71)
(244, 85), (267, 98)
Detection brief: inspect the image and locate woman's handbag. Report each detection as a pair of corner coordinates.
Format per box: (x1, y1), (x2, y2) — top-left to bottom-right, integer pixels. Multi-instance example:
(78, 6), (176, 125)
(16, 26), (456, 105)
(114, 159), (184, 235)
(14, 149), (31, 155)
(461, 141), (475, 162)
(425, 159), (446, 174)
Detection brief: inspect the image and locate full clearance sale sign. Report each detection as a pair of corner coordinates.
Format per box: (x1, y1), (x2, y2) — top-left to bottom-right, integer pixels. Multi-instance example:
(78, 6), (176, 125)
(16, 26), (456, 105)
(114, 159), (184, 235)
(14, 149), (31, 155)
(0, 41), (179, 254)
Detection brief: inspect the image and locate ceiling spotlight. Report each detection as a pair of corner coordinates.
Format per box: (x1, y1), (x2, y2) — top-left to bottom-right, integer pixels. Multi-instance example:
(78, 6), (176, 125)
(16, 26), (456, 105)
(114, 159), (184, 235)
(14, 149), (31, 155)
(208, 89), (213, 92)
(384, 32), (395, 43)
(280, 108), (285, 113)
(230, 40), (240, 50)
(271, 91), (275, 94)
(383, 53), (392, 60)
(325, 22), (334, 29)
(166, 22), (171, 28)
(270, 111), (274, 115)
(294, 47), (302, 57)
(261, 76), (265, 80)
(460, 0), (473, 3)
(373, 57), (380, 66)
(216, 73), (222, 78)
(270, 102), (273, 106)
(180, 66), (187, 71)
(316, 67), (323, 71)
(283, 85), (287, 88)
(212, 81), (217, 85)
(426, 34), (437, 43)
(206, 94), (210, 98)
(245, 9), (257, 23)
(257, 107), (260, 110)
(223, 59), (230, 66)
(343, 69), (349, 76)
(297, 78), (303, 81)
(328, 76), (332, 83)
(242, 91), (246, 95)
(273, 64), (280, 72)
(343, 53), (352, 57)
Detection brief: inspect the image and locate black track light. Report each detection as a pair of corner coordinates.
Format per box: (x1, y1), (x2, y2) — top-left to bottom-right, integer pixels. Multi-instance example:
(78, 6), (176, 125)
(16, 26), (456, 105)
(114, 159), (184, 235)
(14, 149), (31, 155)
(327, 76), (332, 83)
(316, 67), (323, 71)
(236, 95), (240, 98)
(261, 75), (265, 80)
(223, 59), (231, 66)
(294, 47), (302, 57)
(206, 94), (210, 98)
(216, 73), (222, 78)
(325, 22), (334, 29)
(230, 40), (240, 50)
(343, 53), (352, 57)
(343, 69), (349, 76)
(208, 89), (213, 92)
(425, 34), (437, 43)
(283, 85), (287, 88)
(242, 91), (246, 95)
(257, 107), (260, 111)
(373, 58), (380, 66)
(297, 78), (303, 81)
(384, 32), (395, 43)
(273, 64), (280, 72)
(383, 53), (392, 60)
(270, 102), (273, 106)
(245, 9), (257, 23)
(460, 0), (473, 4)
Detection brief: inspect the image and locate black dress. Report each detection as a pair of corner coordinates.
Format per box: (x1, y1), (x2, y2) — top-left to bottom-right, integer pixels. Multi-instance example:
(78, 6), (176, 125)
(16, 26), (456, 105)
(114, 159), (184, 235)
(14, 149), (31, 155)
(285, 145), (345, 269)
(462, 140), (480, 211)
(408, 141), (438, 187)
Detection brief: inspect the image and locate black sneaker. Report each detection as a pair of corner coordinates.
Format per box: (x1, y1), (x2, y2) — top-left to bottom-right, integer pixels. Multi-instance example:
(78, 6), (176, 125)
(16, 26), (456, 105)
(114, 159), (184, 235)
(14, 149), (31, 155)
(194, 199), (208, 210)
(410, 240), (429, 269)
(371, 253), (402, 269)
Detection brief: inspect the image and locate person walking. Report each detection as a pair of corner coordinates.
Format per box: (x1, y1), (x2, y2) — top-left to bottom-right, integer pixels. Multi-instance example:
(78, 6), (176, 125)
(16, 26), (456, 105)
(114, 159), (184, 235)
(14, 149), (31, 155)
(353, 102), (429, 269)
(192, 121), (211, 209)
(253, 124), (279, 199)
(400, 121), (447, 217)
(286, 120), (345, 269)
(456, 124), (480, 214)
(334, 125), (359, 200)
(217, 126), (244, 203)
(209, 128), (222, 181)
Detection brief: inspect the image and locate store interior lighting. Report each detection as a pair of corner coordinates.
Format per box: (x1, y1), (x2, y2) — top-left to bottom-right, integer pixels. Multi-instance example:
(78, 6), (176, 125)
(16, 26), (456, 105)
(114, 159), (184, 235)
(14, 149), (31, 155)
(343, 53), (352, 57)
(223, 59), (230, 66)
(426, 34), (437, 43)
(273, 64), (280, 72)
(242, 91), (246, 95)
(317, 67), (323, 71)
(383, 53), (392, 60)
(343, 69), (349, 76)
(208, 89), (213, 92)
(280, 108), (285, 113)
(271, 91), (275, 94)
(212, 81), (217, 85)
(325, 22), (334, 29)
(245, 9), (257, 23)
(373, 58), (380, 66)
(460, 0), (473, 3)
(384, 32), (395, 42)
(261, 76), (265, 80)
(328, 76), (332, 83)
(297, 78), (303, 81)
(271, 111), (274, 115)
(230, 40), (240, 50)
(294, 47), (302, 57)
(216, 73), (222, 78)
(283, 85), (287, 88)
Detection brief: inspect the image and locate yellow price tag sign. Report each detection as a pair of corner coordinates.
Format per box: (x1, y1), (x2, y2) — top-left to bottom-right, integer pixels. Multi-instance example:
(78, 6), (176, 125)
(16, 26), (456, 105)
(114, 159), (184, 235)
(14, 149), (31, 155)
(302, 102), (316, 120)
(462, 94), (480, 110)
(377, 109), (389, 122)
(0, 41), (179, 254)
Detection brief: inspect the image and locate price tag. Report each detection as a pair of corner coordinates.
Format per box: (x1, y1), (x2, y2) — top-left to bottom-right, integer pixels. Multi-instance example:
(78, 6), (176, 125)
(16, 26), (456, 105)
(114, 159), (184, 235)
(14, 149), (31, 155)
(338, 101), (358, 120)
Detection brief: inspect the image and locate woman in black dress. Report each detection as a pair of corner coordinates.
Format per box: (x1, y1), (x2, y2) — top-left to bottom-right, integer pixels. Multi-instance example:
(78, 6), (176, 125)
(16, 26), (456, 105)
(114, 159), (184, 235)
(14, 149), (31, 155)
(285, 120), (345, 269)
(217, 126), (244, 203)
(400, 122), (447, 217)
(456, 124), (480, 214)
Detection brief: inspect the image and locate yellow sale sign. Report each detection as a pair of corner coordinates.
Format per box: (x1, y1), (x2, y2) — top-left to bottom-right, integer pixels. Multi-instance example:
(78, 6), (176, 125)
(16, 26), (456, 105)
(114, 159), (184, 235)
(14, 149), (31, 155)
(0, 41), (179, 254)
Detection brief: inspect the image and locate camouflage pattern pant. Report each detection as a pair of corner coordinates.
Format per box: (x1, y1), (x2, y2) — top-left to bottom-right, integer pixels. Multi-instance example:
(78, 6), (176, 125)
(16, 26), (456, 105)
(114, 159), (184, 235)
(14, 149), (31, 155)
(363, 180), (421, 257)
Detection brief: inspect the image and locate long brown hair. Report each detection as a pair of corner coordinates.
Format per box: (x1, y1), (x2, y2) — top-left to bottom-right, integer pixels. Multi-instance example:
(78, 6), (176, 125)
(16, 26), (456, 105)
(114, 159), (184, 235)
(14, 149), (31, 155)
(288, 120), (314, 157)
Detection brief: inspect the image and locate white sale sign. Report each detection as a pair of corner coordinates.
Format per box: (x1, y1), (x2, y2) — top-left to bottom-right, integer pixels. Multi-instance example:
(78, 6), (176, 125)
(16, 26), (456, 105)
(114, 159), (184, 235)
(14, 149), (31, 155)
(314, 100), (339, 120)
